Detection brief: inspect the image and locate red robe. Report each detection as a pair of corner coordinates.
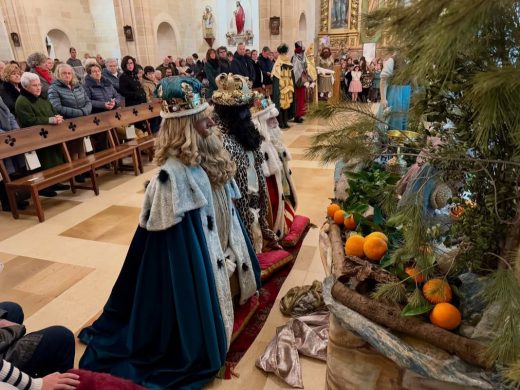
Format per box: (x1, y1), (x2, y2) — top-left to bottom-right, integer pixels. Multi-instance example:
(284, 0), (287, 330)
(235, 5), (245, 34)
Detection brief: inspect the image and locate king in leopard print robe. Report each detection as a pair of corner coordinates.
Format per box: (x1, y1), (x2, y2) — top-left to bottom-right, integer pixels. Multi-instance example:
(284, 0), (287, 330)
(222, 131), (279, 251)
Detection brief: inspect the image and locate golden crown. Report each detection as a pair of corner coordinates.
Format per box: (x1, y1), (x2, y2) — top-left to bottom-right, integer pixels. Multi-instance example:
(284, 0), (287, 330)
(211, 73), (253, 106)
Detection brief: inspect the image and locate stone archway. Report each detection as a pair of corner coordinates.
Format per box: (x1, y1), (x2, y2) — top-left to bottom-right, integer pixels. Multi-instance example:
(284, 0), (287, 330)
(299, 12), (307, 41)
(46, 29), (72, 62)
(156, 22), (177, 63)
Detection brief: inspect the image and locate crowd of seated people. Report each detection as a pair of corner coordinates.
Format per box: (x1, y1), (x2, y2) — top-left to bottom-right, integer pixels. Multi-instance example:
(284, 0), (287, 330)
(0, 42), (292, 389)
(0, 44), (280, 212)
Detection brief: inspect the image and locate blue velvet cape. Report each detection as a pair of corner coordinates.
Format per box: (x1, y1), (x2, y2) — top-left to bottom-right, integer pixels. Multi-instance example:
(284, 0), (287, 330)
(79, 209), (228, 390)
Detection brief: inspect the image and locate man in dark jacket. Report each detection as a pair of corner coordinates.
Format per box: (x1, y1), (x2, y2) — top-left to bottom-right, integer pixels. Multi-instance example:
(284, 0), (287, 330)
(156, 57), (178, 77)
(230, 43), (255, 84)
(217, 46), (231, 74)
(258, 46), (274, 85)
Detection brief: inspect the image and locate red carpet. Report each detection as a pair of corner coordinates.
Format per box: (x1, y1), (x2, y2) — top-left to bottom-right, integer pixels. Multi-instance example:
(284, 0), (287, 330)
(225, 227), (310, 366)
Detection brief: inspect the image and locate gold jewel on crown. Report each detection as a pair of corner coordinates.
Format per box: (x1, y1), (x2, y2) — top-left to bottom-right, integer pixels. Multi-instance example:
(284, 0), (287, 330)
(212, 73), (252, 106)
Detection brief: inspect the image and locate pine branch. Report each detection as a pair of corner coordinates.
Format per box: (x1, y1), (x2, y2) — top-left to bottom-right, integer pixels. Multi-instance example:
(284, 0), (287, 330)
(371, 281), (407, 304)
(483, 269), (520, 364)
(501, 361), (520, 389)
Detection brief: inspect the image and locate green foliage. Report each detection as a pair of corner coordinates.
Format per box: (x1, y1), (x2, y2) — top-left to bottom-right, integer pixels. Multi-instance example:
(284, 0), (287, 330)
(483, 269), (520, 364)
(376, 0), (520, 375)
(310, 0), (520, 375)
(401, 288), (433, 317)
(371, 281), (407, 304)
(306, 102), (390, 165)
(342, 163), (400, 212)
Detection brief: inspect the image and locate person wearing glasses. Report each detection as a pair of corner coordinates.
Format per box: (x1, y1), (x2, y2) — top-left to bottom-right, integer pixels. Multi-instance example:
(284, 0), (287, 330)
(118, 56), (147, 107)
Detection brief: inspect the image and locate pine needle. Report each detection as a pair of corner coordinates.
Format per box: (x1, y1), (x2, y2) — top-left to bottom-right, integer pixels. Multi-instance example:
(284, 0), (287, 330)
(371, 281), (407, 304)
(483, 269), (520, 363)
(407, 288), (427, 307)
(501, 360), (520, 389)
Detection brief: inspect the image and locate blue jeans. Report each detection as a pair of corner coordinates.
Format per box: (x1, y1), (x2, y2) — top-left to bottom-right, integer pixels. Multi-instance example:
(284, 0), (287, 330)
(0, 302), (75, 377)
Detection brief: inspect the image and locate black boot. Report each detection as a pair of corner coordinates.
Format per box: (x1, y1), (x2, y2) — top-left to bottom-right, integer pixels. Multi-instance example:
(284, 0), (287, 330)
(282, 109), (290, 129)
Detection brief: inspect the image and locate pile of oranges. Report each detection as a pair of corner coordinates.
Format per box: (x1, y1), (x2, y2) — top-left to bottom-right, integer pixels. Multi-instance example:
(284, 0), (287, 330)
(327, 203), (389, 263)
(327, 203), (357, 230)
(327, 202), (462, 331)
(344, 233), (389, 262)
(422, 278), (461, 330)
(403, 270), (462, 331)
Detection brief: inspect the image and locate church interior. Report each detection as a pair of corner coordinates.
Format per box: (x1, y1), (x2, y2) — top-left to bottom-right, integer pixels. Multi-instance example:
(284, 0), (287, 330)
(1, 1), (518, 389)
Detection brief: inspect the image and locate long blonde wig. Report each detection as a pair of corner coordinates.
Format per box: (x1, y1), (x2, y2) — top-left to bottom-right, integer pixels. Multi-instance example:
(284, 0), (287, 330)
(154, 112), (236, 187)
(154, 112), (203, 167)
(198, 128), (236, 187)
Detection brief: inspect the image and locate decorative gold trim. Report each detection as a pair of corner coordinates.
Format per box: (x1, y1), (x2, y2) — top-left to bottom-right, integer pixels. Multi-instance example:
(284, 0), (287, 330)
(320, 0), (329, 32)
(350, 0), (360, 31)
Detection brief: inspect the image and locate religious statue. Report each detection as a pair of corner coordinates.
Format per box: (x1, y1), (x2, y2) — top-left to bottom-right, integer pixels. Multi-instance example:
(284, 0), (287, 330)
(202, 6), (215, 38)
(331, 0), (348, 29)
(234, 1), (245, 35)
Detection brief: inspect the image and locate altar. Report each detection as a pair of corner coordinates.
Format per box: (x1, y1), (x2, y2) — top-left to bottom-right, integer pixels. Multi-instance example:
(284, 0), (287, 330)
(318, 0), (387, 59)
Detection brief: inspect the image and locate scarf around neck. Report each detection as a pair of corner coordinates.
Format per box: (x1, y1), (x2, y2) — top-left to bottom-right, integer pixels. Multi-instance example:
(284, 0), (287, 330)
(34, 66), (53, 84)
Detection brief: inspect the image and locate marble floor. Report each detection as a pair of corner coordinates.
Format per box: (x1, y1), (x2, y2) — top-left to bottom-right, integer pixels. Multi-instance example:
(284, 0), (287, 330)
(0, 118), (334, 389)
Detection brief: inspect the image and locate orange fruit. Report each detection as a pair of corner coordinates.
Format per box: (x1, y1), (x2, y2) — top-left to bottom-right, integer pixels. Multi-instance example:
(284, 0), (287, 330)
(344, 214), (357, 230)
(345, 235), (365, 258)
(327, 203), (341, 218)
(333, 209), (346, 225)
(450, 206), (464, 219)
(422, 279), (452, 304)
(405, 266), (426, 284)
(366, 231), (388, 243)
(363, 236), (388, 262)
(429, 303), (461, 330)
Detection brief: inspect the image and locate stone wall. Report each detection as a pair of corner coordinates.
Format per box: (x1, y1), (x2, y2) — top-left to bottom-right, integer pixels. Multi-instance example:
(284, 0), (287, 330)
(259, 0), (318, 53)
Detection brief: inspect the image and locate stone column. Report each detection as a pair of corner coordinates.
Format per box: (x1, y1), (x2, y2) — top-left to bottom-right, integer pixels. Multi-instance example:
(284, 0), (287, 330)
(113, 0), (155, 66)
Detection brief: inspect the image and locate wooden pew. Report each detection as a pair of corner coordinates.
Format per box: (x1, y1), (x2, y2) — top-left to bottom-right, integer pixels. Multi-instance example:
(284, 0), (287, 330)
(0, 102), (161, 222)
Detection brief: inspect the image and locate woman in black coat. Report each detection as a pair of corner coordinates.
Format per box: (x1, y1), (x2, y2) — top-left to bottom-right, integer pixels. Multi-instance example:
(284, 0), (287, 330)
(0, 64), (22, 114)
(118, 56), (146, 107)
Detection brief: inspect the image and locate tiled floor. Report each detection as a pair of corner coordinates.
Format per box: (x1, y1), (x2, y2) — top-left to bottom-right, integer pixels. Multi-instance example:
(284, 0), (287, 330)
(0, 119), (334, 389)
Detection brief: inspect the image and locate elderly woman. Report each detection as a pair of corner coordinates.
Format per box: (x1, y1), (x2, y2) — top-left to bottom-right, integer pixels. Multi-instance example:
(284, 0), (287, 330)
(102, 58), (121, 92)
(84, 62), (121, 150)
(119, 56), (146, 107)
(0, 96), (30, 211)
(15, 72), (66, 197)
(48, 63), (91, 171)
(83, 63), (120, 113)
(0, 64), (22, 114)
(27, 52), (53, 99)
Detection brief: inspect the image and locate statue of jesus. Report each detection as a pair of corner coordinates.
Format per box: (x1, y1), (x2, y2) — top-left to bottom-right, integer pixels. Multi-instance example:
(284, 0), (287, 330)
(234, 1), (245, 35)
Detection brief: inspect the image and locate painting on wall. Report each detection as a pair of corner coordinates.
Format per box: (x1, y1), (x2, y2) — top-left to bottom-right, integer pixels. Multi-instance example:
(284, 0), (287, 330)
(11, 32), (21, 47)
(123, 25), (134, 42)
(226, 0), (254, 46)
(330, 0), (349, 29)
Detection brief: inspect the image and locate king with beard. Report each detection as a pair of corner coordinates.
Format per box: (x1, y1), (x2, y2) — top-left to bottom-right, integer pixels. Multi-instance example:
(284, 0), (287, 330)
(78, 76), (260, 390)
(212, 73), (281, 253)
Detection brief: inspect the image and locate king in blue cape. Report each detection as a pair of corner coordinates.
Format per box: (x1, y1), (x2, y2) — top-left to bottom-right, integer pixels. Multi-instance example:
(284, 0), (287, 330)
(78, 77), (261, 389)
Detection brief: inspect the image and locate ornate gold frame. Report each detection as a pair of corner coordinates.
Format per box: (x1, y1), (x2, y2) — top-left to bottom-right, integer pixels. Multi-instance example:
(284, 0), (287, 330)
(319, 0), (361, 53)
